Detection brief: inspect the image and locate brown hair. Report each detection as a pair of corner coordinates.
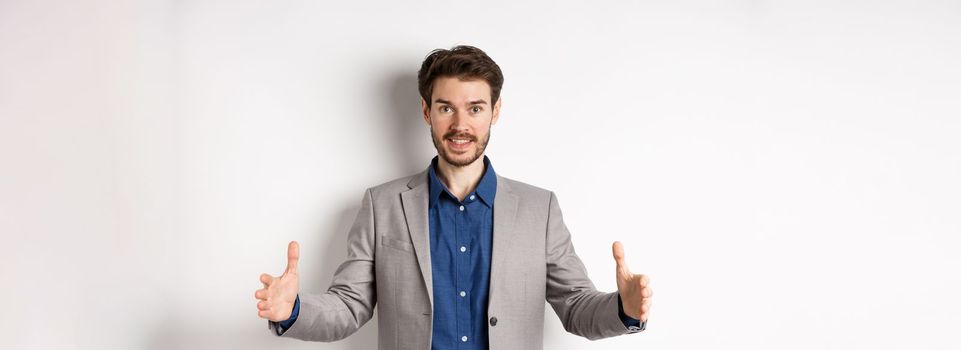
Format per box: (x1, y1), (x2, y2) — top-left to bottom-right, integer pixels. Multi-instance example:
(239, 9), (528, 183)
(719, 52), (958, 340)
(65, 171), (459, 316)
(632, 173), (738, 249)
(417, 45), (504, 108)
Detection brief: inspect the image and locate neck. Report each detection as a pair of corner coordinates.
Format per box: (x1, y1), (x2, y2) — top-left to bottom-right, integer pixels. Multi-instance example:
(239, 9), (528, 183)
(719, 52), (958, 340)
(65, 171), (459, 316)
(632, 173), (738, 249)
(435, 155), (486, 201)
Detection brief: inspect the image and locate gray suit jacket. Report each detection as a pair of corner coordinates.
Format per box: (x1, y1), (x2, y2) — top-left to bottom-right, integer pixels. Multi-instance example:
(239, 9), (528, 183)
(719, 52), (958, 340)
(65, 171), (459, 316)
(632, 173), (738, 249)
(271, 169), (640, 349)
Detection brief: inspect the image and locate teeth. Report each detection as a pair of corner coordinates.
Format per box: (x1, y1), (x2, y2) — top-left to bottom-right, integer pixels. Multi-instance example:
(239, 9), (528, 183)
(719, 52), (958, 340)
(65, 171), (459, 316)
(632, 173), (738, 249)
(450, 139), (470, 144)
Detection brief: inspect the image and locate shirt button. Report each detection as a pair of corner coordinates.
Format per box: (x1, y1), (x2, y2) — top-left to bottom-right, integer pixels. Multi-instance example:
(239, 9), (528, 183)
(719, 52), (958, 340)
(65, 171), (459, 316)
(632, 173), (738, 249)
(469, 195), (475, 200)
(459, 291), (466, 297)
(489, 317), (498, 326)
(461, 336), (468, 342)
(460, 246), (466, 253)
(459, 205), (464, 211)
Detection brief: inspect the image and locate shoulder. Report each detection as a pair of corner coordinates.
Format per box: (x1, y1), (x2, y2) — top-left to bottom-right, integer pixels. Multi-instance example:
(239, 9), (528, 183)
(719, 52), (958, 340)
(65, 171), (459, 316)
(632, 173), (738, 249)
(364, 170), (427, 200)
(497, 175), (556, 204)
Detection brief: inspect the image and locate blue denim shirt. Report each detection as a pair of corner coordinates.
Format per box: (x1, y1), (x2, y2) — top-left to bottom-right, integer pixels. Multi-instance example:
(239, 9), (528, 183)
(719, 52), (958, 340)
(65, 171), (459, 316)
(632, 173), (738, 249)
(273, 156), (643, 340)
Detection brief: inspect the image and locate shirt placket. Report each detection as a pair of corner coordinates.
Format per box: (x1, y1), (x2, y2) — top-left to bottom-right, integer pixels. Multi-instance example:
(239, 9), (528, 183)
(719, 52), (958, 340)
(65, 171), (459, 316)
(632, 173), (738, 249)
(455, 194), (472, 347)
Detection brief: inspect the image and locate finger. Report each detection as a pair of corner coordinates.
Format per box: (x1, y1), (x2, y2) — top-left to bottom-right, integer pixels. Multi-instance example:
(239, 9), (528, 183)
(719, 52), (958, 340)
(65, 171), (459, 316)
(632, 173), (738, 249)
(257, 300), (270, 311)
(637, 304), (650, 322)
(632, 273), (651, 288)
(641, 286), (653, 298)
(612, 241), (631, 275)
(260, 273), (273, 286)
(255, 289), (267, 300)
(285, 241), (300, 274)
(258, 309), (269, 319)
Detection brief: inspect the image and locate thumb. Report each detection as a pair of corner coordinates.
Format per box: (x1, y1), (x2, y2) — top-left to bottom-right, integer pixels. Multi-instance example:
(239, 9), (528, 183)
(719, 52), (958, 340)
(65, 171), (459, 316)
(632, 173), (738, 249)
(612, 241), (631, 275)
(285, 241), (300, 274)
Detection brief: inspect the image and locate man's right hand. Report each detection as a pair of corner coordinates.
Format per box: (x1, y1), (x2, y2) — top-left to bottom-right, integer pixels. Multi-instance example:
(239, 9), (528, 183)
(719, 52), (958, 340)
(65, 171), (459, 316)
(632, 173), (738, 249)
(255, 241), (300, 322)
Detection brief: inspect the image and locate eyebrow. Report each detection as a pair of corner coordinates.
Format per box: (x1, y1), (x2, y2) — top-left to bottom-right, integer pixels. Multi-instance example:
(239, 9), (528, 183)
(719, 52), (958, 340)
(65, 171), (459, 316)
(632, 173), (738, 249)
(433, 98), (489, 106)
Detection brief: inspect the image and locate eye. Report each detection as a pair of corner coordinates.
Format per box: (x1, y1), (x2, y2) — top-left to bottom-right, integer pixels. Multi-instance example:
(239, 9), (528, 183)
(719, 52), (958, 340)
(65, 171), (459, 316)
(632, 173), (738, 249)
(439, 106), (452, 113)
(471, 106), (482, 113)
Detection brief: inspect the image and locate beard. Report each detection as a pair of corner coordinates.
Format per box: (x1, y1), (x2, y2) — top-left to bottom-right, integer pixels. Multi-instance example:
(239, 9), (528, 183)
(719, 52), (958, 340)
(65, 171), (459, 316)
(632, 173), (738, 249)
(430, 125), (491, 168)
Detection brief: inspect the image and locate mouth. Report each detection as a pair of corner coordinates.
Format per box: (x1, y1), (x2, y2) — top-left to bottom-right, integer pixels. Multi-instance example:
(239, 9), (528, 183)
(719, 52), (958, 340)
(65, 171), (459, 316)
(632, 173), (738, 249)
(445, 137), (474, 151)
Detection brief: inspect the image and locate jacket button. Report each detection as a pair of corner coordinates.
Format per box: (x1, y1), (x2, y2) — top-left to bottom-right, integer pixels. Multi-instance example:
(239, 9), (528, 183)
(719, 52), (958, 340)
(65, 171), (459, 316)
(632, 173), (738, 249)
(489, 317), (498, 326)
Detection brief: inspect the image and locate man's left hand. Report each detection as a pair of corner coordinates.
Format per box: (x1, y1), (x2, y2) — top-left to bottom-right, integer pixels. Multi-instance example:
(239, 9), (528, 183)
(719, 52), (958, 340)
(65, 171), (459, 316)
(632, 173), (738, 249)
(612, 241), (653, 321)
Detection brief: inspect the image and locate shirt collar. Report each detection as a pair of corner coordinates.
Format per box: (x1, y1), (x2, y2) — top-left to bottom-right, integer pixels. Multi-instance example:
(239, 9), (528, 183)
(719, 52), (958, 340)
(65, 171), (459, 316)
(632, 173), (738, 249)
(428, 155), (497, 208)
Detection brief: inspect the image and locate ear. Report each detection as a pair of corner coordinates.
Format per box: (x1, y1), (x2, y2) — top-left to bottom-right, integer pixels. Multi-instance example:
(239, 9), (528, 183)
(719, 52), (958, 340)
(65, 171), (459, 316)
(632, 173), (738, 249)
(421, 97), (431, 126)
(491, 97), (502, 126)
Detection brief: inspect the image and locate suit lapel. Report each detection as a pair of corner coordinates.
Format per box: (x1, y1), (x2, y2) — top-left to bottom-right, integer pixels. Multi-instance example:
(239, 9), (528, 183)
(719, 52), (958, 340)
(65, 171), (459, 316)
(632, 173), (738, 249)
(401, 170), (433, 307)
(490, 175), (518, 291)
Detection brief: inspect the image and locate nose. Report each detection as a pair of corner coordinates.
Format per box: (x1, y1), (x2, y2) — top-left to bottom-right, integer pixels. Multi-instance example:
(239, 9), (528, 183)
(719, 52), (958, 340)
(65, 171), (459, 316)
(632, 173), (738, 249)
(449, 110), (470, 132)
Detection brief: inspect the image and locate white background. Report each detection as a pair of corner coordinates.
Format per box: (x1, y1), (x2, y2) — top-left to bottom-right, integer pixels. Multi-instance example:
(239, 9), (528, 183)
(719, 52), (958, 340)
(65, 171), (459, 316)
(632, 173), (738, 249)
(2, 0), (960, 349)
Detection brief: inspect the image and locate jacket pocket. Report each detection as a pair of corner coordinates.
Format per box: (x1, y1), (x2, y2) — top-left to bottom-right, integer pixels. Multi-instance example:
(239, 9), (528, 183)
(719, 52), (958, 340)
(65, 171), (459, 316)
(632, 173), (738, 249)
(380, 235), (413, 252)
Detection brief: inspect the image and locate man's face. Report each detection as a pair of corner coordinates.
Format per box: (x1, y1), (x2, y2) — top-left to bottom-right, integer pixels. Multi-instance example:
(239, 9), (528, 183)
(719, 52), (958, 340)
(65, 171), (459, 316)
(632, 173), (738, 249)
(422, 76), (501, 167)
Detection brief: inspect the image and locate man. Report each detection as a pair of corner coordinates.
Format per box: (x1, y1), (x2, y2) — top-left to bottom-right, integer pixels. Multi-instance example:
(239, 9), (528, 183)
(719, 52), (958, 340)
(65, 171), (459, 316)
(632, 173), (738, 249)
(254, 45), (653, 349)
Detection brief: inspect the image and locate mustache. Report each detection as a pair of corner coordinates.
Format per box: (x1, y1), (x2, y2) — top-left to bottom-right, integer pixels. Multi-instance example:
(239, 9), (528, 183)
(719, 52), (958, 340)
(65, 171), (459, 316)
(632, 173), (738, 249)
(442, 131), (477, 142)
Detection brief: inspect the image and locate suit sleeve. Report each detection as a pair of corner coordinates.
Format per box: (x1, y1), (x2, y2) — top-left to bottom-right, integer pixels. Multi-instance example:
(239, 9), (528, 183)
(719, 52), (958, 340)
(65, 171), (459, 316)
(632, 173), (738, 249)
(544, 191), (641, 340)
(269, 188), (378, 341)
